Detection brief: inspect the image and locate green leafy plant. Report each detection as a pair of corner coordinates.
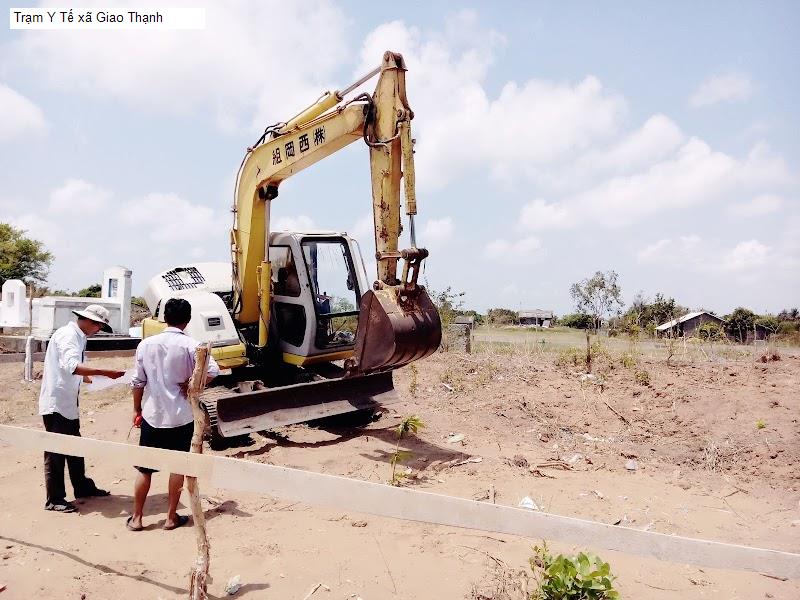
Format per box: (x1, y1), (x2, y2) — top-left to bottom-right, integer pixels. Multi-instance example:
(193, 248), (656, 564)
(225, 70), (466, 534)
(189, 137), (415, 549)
(390, 416), (425, 485)
(530, 543), (619, 599)
(755, 419), (766, 430)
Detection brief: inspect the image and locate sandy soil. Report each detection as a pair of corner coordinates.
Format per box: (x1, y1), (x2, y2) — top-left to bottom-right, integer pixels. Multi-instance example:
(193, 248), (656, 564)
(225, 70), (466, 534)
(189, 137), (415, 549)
(0, 345), (798, 599)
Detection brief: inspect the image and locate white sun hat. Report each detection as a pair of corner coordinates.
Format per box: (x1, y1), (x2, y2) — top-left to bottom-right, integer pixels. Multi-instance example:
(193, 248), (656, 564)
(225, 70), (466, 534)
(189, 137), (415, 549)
(72, 304), (113, 333)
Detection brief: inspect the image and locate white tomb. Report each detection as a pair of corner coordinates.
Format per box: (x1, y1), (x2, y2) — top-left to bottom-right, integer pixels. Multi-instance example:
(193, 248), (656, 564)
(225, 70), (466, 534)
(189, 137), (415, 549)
(0, 265), (133, 337)
(0, 280), (30, 327)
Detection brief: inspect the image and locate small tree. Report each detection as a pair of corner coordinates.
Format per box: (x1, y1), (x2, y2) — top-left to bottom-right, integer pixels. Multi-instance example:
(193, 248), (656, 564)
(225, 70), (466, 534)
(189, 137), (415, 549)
(76, 283), (102, 298)
(755, 315), (780, 334)
(455, 309), (484, 325)
(390, 416), (425, 485)
(725, 307), (757, 343)
(486, 308), (518, 325)
(776, 308), (799, 322)
(623, 291), (684, 332)
(428, 285), (465, 328)
(569, 270), (624, 332)
(0, 223), (53, 286)
(560, 313), (593, 329)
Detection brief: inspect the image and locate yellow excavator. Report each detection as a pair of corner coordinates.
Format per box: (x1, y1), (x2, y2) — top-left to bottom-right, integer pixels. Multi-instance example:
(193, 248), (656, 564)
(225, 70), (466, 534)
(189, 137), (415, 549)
(141, 51), (441, 438)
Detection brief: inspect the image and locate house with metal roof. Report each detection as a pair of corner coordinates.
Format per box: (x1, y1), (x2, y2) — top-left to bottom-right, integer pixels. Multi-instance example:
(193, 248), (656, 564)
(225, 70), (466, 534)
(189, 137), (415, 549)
(518, 309), (554, 328)
(656, 311), (724, 337)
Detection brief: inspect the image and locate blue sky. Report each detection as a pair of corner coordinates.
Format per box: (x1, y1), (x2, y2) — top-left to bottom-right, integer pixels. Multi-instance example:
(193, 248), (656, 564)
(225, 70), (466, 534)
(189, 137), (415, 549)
(1, 1), (798, 316)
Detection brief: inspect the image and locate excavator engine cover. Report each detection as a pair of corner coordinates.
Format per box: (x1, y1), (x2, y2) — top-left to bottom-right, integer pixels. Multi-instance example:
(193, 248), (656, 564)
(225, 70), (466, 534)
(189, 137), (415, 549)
(349, 286), (442, 375)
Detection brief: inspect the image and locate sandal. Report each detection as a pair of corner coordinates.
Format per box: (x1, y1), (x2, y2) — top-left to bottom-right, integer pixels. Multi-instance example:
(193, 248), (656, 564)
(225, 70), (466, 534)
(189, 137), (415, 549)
(163, 514), (190, 530)
(126, 516), (144, 532)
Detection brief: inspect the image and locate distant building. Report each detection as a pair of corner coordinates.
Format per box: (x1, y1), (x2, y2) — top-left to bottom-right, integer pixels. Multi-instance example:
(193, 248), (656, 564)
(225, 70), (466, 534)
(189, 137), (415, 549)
(656, 311), (724, 338)
(519, 309), (553, 328)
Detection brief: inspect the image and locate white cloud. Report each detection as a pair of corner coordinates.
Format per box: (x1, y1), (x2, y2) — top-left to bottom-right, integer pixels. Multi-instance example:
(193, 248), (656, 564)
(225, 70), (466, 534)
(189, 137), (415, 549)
(48, 179), (110, 215)
(358, 19), (790, 235)
(121, 193), (219, 244)
(357, 18), (625, 189)
(5, 180), (228, 290)
(519, 200), (572, 231)
(637, 235), (702, 268)
(563, 139), (791, 228)
(727, 194), (784, 217)
(689, 72), (754, 108)
(271, 214), (316, 231)
(348, 213), (374, 241)
(421, 217), (454, 243)
(0, 83), (47, 141)
(637, 235), (772, 273)
(574, 114), (685, 175)
(7, 0), (349, 132)
(485, 236), (543, 264)
(721, 240), (771, 271)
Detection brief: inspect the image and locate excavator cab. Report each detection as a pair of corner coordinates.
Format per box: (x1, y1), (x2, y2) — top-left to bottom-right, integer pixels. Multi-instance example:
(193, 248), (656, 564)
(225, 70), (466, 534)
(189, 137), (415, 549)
(268, 231), (368, 365)
(267, 230), (441, 373)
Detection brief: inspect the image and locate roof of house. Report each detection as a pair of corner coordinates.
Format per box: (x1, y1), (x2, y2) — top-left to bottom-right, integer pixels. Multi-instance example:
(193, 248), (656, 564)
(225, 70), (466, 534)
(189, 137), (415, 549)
(656, 311), (724, 331)
(519, 309), (554, 319)
(454, 315), (475, 324)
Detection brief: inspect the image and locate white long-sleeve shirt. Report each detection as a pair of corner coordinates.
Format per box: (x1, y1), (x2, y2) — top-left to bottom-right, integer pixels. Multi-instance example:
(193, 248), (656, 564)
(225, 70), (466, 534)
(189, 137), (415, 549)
(39, 321), (86, 420)
(131, 327), (220, 428)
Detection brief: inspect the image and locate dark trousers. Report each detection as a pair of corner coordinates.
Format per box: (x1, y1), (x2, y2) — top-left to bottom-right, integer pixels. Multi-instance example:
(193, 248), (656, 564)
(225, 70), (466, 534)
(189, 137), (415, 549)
(42, 412), (96, 504)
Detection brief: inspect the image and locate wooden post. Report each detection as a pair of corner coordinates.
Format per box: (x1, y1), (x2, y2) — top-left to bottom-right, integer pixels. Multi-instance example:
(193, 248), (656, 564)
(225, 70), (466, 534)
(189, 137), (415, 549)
(187, 343), (211, 600)
(585, 330), (592, 373)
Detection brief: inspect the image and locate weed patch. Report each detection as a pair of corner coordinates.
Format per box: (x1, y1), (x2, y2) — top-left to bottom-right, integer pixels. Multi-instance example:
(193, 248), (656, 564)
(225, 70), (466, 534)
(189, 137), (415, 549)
(620, 351), (637, 369)
(634, 369), (650, 386)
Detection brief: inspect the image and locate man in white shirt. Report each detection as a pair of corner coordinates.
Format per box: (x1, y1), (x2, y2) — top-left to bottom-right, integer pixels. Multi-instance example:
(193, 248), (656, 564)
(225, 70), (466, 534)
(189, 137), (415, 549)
(127, 298), (219, 531)
(39, 304), (126, 513)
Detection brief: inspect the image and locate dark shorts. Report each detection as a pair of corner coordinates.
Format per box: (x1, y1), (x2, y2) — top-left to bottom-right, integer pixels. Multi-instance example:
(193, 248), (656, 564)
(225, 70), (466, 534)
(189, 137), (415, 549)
(135, 419), (194, 474)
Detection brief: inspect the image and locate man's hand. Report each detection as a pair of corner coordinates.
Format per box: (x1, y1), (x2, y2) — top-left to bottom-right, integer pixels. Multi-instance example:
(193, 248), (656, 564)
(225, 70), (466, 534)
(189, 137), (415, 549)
(132, 411), (142, 428)
(104, 370), (126, 379)
(82, 375), (93, 384)
(178, 381), (189, 396)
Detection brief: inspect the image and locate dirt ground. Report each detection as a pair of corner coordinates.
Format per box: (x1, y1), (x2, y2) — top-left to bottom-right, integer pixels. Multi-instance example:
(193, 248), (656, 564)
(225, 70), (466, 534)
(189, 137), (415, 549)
(0, 338), (798, 599)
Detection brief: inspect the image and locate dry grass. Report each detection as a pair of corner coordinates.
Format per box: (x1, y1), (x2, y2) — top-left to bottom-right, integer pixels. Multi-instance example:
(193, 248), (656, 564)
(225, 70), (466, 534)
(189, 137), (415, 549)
(703, 441), (720, 471)
(469, 562), (530, 600)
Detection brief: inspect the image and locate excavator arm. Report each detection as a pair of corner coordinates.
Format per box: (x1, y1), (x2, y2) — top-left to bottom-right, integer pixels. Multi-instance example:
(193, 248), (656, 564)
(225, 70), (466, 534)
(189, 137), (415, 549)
(231, 51), (440, 371)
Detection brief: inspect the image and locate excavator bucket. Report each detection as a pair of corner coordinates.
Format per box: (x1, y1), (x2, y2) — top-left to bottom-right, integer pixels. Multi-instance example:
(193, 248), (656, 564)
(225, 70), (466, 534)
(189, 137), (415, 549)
(349, 286), (442, 375)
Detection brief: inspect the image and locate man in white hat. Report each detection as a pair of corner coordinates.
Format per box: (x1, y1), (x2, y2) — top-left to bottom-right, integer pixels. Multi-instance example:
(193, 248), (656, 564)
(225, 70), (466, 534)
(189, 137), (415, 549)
(38, 304), (126, 513)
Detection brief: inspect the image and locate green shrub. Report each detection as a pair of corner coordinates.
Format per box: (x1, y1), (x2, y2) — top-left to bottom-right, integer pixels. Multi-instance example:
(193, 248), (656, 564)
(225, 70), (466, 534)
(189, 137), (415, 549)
(486, 307), (518, 325)
(560, 313), (594, 329)
(530, 544), (619, 599)
(697, 321), (725, 341)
